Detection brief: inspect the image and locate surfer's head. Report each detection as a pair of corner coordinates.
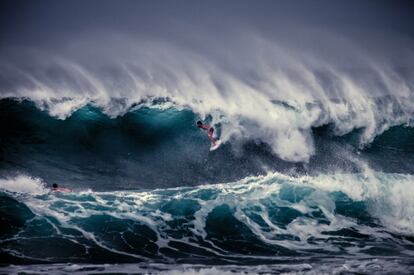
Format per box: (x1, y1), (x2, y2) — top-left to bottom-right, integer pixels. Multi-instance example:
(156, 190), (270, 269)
(52, 183), (58, 189)
(197, 120), (202, 127)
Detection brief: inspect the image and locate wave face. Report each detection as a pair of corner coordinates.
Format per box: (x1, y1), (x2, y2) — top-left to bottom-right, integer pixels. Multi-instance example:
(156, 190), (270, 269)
(1, 98), (414, 189)
(1, 172), (414, 273)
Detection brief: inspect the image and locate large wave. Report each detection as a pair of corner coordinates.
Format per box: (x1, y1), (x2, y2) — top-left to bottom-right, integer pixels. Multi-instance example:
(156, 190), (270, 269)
(1, 98), (414, 190)
(1, 33), (414, 163)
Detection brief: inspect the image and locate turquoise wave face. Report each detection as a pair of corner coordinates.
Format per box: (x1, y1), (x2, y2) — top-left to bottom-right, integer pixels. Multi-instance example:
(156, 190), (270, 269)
(3, 98), (298, 189)
(1, 172), (414, 265)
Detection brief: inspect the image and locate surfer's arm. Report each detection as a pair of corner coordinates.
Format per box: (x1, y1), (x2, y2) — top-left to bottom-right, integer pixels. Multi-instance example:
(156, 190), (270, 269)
(199, 124), (211, 130)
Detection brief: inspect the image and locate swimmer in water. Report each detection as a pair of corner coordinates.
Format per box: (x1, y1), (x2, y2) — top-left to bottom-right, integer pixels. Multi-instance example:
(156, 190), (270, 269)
(52, 183), (72, 192)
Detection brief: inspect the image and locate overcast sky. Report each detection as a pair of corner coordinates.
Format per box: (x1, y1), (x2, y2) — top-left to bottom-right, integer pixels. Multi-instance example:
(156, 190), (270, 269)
(1, 0), (413, 47)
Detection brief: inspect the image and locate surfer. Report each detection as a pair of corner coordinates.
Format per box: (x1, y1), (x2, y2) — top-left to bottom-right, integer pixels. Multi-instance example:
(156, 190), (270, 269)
(197, 120), (218, 146)
(52, 183), (71, 192)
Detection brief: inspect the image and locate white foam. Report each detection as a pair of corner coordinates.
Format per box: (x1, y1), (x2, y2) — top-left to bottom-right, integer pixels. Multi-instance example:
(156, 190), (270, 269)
(0, 175), (48, 196)
(369, 173), (414, 235)
(293, 169), (414, 236)
(160, 267), (236, 275)
(36, 97), (90, 120)
(3, 169), (414, 261)
(188, 169), (414, 239)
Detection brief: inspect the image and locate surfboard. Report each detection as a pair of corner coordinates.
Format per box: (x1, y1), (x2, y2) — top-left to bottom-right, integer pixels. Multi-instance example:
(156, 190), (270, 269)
(210, 140), (222, 151)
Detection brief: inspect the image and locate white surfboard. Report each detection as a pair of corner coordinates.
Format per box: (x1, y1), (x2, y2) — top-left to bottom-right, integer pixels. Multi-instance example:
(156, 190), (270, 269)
(210, 140), (222, 151)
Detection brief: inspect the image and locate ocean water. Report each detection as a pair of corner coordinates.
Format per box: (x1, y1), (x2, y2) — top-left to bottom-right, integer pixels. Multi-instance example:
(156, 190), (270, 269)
(1, 95), (414, 274)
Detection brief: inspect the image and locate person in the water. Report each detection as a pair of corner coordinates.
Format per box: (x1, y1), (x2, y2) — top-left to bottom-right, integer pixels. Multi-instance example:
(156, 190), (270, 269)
(197, 120), (218, 145)
(52, 183), (72, 192)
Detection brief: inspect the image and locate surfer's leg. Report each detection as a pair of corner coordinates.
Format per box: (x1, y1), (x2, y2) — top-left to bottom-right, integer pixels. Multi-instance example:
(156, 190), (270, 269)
(208, 128), (216, 144)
